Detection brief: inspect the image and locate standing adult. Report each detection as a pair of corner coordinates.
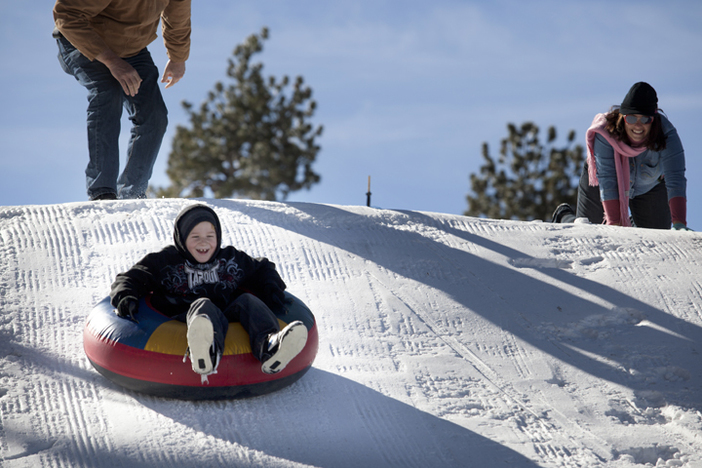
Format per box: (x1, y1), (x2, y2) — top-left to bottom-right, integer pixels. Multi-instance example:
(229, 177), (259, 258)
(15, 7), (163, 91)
(552, 82), (689, 230)
(53, 0), (191, 200)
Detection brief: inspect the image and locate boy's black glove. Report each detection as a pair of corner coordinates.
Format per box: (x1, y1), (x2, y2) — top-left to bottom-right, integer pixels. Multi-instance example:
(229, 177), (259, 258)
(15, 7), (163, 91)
(264, 285), (286, 313)
(116, 296), (139, 321)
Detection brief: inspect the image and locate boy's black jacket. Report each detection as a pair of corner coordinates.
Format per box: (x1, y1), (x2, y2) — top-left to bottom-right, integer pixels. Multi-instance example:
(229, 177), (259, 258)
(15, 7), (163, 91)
(110, 245), (286, 317)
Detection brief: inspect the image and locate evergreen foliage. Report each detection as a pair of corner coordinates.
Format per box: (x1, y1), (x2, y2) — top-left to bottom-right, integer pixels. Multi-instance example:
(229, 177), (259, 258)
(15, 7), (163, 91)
(156, 28), (323, 200)
(465, 122), (584, 221)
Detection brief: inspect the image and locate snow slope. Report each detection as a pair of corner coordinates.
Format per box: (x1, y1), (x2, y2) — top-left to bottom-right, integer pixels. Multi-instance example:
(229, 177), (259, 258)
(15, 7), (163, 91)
(1, 199), (701, 468)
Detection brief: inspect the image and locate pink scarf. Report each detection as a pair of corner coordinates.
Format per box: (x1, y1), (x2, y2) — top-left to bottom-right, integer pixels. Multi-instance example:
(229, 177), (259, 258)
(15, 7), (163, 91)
(585, 113), (646, 226)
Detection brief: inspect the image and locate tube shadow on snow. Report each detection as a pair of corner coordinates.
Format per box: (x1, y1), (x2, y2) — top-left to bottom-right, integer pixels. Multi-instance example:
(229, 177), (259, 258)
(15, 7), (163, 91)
(138, 368), (541, 468)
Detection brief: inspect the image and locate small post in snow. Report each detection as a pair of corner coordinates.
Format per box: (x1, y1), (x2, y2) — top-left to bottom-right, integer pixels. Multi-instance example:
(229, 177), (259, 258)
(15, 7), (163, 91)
(366, 176), (372, 207)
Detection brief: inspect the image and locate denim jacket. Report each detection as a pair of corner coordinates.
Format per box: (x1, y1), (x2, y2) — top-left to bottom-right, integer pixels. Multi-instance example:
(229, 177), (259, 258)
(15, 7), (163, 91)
(594, 114), (686, 202)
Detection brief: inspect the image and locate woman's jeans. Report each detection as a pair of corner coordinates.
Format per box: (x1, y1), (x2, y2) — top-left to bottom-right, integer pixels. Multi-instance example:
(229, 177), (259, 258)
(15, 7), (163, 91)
(576, 163), (671, 229)
(56, 36), (168, 200)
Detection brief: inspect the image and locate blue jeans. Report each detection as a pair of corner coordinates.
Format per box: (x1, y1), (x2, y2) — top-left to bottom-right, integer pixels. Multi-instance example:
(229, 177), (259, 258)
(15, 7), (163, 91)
(56, 36), (168, 200)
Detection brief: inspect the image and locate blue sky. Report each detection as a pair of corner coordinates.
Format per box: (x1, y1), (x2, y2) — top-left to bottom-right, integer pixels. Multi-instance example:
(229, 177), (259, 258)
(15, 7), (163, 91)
(2, 1), (701, 228)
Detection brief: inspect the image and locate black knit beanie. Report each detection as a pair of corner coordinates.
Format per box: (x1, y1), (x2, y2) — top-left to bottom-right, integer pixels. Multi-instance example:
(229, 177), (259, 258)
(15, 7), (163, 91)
(173, 204), (222, 263)
(620, 82), (658, 116)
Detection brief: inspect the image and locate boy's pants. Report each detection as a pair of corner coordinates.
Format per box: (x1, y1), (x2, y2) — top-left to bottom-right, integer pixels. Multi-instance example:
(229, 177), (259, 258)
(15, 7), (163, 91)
(185, 294), (280, 362)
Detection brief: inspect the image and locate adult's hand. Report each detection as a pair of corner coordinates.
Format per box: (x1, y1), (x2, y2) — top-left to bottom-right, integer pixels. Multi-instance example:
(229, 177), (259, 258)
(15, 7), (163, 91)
(96, 49), (142, 96)
(161, 60), (186, 89)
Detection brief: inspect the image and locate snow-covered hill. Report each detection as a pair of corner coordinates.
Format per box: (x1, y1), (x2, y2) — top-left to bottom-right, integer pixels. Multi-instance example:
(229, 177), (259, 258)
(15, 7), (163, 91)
(1, 199), (701, 467)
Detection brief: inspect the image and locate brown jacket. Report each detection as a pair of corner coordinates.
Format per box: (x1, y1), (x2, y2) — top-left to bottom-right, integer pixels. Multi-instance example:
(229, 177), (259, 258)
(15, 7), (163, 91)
(53, 0), (191, 62)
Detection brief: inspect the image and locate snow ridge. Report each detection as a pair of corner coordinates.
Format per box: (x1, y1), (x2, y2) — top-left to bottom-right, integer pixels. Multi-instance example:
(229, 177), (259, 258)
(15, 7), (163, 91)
(1, 199), (700, 467)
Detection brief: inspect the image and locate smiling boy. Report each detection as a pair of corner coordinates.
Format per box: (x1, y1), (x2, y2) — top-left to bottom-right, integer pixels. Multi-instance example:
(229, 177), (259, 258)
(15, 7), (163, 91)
(110, 204), (307, 378)
(186, 220), (218, 263)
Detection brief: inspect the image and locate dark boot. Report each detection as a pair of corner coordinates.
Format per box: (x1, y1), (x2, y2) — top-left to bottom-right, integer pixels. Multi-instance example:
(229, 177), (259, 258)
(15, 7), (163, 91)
(551, 203), (576, 223)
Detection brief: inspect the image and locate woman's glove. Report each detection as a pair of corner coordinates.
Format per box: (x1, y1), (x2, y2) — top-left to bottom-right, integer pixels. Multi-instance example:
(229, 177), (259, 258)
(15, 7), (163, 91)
(672, 222), (693, 231)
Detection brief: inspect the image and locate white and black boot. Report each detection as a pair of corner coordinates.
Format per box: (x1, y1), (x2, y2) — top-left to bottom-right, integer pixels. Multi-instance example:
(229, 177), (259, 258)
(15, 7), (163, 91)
(186, 314), (216, 375)
(261, 321), (308, 375)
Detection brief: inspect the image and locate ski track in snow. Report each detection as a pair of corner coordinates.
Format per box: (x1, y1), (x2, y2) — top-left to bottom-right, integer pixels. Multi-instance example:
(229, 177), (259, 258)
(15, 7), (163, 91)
(1, 199), (701, 467)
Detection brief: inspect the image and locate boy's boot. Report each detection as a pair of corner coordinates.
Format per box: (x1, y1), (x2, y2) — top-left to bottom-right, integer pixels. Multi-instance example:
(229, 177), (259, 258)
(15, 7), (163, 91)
(261, 321), (308, 375)
(186, 314), (215, 374)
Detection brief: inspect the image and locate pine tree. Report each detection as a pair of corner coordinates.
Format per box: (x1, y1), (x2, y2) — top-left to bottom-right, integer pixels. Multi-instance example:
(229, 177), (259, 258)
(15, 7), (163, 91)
(156, 28), (323, 200)
(465, 122), (584, 221)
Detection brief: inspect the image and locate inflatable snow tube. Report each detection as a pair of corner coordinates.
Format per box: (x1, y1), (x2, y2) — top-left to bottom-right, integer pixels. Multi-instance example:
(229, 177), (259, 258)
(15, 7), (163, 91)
(84, 292), (318, 400)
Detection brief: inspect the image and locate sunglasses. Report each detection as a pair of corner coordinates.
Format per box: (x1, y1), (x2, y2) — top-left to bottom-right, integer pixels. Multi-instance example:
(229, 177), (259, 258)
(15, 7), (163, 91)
(624, 114), (654, 125)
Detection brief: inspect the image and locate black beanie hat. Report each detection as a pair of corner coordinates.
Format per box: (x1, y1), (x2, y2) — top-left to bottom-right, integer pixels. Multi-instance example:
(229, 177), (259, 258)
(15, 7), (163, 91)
(173, 204), (222, 263)
(620, 82), (658, 116)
